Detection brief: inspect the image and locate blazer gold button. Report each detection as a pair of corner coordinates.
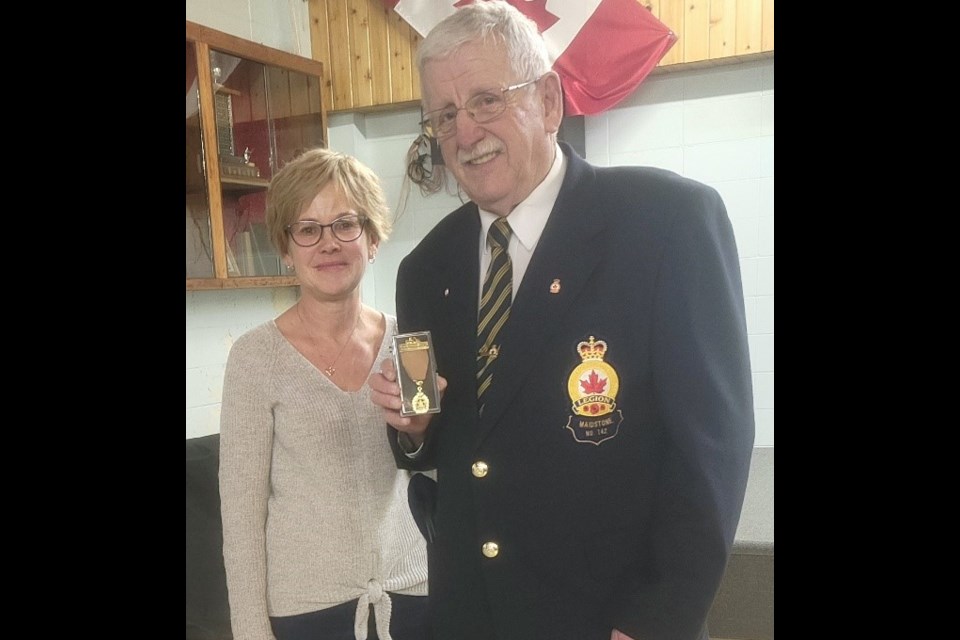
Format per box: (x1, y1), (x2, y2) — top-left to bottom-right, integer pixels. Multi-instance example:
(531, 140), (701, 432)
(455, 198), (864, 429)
(471, 461), (489, 478)
(481, 541), (499, 558)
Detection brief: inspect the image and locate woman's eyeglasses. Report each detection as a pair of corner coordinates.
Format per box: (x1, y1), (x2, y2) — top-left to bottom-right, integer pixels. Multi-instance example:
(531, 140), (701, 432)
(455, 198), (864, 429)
(285, 214), (367, 246)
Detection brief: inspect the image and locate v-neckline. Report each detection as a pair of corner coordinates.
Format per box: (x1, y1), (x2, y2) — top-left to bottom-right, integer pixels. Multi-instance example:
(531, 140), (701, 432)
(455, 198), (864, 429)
(272, 314), (388, 393)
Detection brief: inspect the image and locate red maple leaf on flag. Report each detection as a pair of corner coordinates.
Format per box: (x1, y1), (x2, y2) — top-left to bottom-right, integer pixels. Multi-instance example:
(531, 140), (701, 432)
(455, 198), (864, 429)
(580, 370), (607, 395)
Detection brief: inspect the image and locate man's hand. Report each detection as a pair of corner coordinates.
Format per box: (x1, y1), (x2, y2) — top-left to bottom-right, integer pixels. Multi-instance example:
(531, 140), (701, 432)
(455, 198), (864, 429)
(368, 356), (447, 447)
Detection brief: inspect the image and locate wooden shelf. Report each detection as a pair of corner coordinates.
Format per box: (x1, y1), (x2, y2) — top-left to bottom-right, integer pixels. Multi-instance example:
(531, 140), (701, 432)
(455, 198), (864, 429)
(214, 84), (242, 96)
(220, 175), (270, 192)
(187, 276), (299, 291)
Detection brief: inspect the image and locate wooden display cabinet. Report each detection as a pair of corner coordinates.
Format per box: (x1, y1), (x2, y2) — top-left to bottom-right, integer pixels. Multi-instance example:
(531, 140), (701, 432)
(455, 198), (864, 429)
(186, 21), (327, 290)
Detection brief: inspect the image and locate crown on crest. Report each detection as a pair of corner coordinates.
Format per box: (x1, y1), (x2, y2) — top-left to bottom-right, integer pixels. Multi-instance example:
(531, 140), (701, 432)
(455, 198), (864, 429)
(578, 336), (607, 362)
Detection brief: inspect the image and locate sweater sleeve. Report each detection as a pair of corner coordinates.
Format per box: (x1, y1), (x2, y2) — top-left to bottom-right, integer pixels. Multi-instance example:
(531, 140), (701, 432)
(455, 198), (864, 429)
(219, 329), (278, 640)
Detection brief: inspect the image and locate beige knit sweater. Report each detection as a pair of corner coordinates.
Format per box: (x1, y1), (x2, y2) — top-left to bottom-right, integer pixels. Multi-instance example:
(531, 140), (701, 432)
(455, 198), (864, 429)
(219, 315), (428, 640)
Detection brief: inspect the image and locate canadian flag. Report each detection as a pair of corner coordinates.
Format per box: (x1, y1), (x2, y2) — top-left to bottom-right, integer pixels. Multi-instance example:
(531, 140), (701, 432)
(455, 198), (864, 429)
(381, 0), (677, 116)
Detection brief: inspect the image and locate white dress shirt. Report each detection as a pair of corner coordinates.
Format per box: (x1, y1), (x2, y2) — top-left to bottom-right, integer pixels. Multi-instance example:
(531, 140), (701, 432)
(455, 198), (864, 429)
(477, 143), (566, 303)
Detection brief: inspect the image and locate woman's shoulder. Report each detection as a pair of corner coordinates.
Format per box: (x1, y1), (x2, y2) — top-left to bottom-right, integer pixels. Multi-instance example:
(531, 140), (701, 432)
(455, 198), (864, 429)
(227, 320), (284, 361)
(365, 306), (397, 335)
(383, 312), (398, 334)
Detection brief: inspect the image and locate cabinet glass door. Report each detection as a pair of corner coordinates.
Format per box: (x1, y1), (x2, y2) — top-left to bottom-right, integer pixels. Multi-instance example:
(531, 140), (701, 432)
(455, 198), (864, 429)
(186, 40), (214, 279)
(209, 50), (326, 278)
(186, 20), (326, 290)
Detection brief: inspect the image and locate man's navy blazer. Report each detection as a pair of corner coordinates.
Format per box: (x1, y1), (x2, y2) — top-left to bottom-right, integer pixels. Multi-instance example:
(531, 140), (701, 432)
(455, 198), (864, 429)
(389, 143), (755, 640)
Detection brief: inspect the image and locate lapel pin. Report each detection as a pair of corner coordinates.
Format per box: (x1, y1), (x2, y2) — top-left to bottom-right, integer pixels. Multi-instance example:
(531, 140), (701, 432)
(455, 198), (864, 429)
(444, 288), (450, 297)
(550, 279), (561, 294)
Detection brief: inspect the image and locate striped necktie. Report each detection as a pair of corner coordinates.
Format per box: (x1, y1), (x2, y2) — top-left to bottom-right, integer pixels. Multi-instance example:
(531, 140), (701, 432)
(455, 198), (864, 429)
(477, 218), (513, 405)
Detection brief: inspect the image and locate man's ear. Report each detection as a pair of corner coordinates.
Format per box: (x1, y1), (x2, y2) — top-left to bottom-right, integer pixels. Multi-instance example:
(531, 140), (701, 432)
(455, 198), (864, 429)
(540, 71), (565, 134)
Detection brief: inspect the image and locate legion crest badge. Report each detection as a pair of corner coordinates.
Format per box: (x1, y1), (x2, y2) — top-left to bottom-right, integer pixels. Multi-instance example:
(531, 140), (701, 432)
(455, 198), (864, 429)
(563, 336), (623, 445)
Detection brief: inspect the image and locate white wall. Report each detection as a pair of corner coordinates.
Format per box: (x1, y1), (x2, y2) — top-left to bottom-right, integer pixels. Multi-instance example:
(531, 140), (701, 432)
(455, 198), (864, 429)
(185, 1), (774, 446)
(585, 61), (775, 447)
(186, 0), (311, 57)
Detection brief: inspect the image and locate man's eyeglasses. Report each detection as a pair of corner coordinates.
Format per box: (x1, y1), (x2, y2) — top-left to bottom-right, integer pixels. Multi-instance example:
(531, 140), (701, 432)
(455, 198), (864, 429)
(420, 76), (542, 139)
(285, 214), (367, 246)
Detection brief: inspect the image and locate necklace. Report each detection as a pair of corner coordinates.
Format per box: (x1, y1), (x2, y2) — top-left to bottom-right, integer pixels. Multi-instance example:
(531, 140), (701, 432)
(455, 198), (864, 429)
(297, 303), (361, 377)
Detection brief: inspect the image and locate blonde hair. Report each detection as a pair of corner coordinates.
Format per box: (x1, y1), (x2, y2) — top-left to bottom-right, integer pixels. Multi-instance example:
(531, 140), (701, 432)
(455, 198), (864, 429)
(265, 148), (391, 254)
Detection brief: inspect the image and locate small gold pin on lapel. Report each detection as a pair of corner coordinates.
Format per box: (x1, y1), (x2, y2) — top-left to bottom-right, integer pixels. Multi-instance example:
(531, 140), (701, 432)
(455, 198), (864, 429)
(550, 279), (561, 294)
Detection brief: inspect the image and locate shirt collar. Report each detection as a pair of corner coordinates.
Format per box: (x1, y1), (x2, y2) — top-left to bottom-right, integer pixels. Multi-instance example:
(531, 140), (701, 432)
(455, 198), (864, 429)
(479, 143), (566, 252)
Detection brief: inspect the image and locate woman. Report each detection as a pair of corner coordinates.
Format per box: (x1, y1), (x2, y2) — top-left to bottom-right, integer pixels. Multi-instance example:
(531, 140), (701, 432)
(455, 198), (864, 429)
(219, 148), (429, 640)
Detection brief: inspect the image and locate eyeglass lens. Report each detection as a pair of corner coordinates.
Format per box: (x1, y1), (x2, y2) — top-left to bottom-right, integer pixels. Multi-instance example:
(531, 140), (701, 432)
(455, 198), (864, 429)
(288, 216), (365, 246)
(423, 78), (539, 138)
(425, 92), (505, 138)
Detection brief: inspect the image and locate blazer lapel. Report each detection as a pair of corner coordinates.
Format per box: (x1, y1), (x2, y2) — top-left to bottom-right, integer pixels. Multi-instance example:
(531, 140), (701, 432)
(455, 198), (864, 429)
(437, 210), (481, 321)
(476, 150), (605, 438)
(434, 209), (482, 405)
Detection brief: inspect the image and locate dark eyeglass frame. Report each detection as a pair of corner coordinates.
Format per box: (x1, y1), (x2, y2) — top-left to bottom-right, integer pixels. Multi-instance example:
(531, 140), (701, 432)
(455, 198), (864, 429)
(420, 75), (543, 139)
(285, 214), (368, 246)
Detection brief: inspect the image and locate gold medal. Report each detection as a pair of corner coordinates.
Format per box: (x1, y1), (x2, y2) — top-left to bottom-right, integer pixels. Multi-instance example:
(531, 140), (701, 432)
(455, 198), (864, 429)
(398, 336), (431, 414)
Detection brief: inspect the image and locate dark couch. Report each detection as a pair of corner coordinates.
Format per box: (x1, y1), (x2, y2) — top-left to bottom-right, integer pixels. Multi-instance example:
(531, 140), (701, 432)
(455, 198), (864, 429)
(186, 434), (232, 640)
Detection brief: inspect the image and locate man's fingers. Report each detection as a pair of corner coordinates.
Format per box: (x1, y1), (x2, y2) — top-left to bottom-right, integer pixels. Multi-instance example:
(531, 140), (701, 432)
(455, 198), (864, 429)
(380, 356), (398, 381)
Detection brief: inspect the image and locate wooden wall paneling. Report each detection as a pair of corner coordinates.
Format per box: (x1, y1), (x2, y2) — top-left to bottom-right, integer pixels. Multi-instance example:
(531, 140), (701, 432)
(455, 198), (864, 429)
(641, 0), (661, 20)
(388, 8), (418, 103)
(307, 0), (771, 111)
(659, 0), (685, 66)
(684, 0), (711, 63)
(710, 0), (738, 59)
(366, 1), (393, 105)
(761, 0), (774, 51)
(410, 26), (421, 103)
(328, 0), (356, 109)
(735, 0), (763, 55)
(327, 0), (356, 110)
(310, 0), (335, 112)
(348, 0), (375, 107)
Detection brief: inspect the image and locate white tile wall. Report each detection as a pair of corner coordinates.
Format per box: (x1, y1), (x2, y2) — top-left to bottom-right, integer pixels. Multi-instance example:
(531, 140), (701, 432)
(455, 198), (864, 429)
(184, 1), (774, 444)
(685, 138), (764, 184)
(740, 258), (760, 300)
(683, 95), (763, 146)
(186, 288), (299, 438)
(608, 103), (684, 152)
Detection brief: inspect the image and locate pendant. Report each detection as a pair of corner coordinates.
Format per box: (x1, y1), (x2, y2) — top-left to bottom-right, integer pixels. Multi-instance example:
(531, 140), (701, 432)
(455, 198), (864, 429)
(412, 384), (431, 414)
(324, 366), (336, 376)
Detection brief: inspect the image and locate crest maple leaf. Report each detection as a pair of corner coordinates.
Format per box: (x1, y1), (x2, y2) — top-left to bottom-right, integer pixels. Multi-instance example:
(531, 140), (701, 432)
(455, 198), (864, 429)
(580, 370), (607, 395)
